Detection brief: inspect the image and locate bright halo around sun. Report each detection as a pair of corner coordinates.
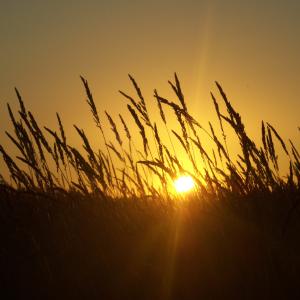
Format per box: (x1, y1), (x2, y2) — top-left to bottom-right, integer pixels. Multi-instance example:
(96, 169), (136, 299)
(173, 175), (195, 194)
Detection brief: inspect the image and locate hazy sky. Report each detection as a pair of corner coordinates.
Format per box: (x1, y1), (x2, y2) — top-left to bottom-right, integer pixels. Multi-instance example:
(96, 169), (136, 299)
(1, 0), (299, 172)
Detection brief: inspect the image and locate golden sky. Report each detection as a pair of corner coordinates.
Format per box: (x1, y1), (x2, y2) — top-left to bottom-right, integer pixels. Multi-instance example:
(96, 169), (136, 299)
(1, 0), (299, 175)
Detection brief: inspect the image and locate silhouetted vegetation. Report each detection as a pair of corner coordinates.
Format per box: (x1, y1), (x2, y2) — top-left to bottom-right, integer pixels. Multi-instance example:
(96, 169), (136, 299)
(0, 75), (299, 299)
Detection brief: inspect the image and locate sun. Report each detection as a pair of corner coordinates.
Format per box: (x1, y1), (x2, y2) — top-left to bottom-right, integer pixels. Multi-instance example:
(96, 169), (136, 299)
(173, 175), (195, 194)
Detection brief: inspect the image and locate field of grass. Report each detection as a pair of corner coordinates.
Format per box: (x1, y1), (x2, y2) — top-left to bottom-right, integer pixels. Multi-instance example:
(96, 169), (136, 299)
(0, 74), (299, 299)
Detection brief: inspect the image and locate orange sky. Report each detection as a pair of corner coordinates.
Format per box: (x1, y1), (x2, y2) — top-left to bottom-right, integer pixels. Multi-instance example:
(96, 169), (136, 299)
(1, 0), (299, 177)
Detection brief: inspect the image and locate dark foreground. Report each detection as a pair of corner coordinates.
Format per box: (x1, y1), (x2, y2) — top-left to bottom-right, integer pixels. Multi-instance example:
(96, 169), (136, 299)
(1, 185), (300, 300)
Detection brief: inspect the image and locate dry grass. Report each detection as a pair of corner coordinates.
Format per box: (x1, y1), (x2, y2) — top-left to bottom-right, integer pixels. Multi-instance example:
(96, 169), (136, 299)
(0, 74), (299, 199)
(0, 75), (300, 299)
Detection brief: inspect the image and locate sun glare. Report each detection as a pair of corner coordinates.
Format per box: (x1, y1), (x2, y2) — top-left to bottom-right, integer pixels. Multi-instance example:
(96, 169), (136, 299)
(173, 175), (195, 194)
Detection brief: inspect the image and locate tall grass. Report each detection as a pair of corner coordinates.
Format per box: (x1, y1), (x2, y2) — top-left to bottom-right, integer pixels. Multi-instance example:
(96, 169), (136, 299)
(0, 74), (299, 199)
(1, 75), (300, 299)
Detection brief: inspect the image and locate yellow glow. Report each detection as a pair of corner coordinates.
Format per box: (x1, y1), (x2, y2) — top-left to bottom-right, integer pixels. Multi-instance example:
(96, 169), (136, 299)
(173, 175), (195, 193)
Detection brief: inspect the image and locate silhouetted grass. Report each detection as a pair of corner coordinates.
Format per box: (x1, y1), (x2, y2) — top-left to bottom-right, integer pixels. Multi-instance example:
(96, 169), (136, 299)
(1, 74), (299, 197)
(0, 75), (300, 299)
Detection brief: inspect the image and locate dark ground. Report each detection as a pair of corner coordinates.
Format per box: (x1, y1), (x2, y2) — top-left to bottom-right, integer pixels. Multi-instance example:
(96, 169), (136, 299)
(1, 185), (300, 300)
